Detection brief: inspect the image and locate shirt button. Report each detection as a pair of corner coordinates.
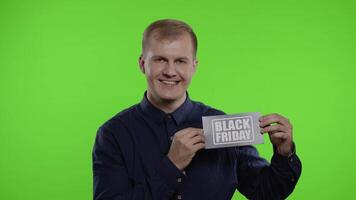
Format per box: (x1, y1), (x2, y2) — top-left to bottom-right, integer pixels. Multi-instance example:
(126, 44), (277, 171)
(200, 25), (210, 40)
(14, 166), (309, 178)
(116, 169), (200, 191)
(177, 177), (182, 183)
(290, 158), (294, 162)
(291, 178), (295, 182)
(177, 194), (182, 199)
(166, 114), (172, 119)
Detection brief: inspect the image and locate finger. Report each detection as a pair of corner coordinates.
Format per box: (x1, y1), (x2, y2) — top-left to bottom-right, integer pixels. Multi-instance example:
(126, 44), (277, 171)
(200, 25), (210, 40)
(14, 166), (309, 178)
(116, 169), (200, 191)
(175, 129), (203, 144)
(192, 142), (205, 152)
(260, 113), (284, 126)
(261, 124), (289, 134)
(182, 128), (204, 140)
(187, 134), (205, 146)
(191, 129), (204, 138)
(174, 128), (200, 140)
(269, 132), (287, 140)
(259, 113), (290, 128)
(175, 128), (193, 137)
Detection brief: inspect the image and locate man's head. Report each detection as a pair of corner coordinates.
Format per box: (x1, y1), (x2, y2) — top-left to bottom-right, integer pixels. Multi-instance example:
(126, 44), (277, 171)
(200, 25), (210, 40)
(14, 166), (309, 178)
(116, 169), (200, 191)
(141, 19), (198, 58)
(139, 19), (198, 108)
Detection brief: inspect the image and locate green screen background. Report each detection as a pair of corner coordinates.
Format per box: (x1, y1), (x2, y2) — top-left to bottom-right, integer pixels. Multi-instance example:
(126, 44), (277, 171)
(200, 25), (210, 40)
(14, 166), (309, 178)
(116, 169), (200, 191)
(1, 0), (355, 199)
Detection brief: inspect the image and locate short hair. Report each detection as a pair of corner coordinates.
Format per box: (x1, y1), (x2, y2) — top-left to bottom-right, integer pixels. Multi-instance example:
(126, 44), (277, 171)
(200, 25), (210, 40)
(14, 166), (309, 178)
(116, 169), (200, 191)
(142, 19), (198, 57)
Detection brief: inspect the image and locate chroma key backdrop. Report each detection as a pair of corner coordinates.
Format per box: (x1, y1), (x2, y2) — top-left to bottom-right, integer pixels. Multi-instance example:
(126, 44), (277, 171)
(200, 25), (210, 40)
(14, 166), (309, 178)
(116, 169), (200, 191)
(1, 0), (355, 199)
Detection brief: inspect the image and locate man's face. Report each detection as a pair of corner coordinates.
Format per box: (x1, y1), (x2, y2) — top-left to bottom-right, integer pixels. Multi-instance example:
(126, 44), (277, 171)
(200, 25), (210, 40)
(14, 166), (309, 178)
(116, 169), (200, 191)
(139, 33), (197, 104)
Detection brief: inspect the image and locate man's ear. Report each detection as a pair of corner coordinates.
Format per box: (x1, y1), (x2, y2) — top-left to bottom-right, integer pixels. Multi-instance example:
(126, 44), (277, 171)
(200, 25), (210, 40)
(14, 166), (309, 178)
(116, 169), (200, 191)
(138, 54), (145, 74)
(192, 59), (198, 73)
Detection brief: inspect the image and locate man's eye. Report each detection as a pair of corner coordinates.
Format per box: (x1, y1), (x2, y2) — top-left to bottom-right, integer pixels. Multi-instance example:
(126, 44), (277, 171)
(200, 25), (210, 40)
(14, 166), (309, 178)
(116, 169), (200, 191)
(176, 60), (186, 64)
(156, 58), (166, 63)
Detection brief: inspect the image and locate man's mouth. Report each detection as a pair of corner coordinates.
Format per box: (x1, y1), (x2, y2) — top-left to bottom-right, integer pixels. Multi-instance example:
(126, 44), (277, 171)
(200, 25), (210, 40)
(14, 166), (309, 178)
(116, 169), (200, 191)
(159, 80), (180, 86)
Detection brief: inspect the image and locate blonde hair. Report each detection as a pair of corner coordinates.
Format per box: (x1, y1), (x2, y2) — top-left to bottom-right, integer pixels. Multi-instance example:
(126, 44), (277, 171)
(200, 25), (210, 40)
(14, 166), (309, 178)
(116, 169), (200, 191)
(142, 19), (198, 57)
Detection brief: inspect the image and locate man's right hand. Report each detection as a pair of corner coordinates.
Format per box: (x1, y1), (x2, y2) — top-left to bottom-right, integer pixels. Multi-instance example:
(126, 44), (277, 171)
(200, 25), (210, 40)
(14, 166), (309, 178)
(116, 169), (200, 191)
(167, 128), (205, 171)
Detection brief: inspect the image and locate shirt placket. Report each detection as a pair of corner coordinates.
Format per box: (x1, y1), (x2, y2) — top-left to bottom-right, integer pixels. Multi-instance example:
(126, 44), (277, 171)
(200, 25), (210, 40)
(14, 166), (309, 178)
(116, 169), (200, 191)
(164, 114), (176, 148)
(165, 114), (187, 200)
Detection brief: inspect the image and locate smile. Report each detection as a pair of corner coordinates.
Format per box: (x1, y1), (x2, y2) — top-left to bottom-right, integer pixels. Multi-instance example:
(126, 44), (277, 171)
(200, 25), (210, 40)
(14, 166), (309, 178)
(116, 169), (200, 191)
(159, 80), (180, 86)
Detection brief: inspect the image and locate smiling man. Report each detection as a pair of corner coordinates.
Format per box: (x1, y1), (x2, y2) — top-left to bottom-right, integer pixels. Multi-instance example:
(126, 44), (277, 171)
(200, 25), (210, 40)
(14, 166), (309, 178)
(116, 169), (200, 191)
(139, 27), (196, 114)
(92, 19), (302, 200)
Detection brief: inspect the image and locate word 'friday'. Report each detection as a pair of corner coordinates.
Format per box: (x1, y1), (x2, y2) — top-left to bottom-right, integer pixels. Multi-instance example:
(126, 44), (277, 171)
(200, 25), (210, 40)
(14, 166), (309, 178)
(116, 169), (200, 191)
(213, 118), (252, 143)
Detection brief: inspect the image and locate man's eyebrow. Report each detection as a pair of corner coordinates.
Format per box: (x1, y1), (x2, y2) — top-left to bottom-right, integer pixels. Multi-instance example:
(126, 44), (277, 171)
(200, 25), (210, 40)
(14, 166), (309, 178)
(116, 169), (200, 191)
(151, 56), (190, 61)
(152, 55), (167, 59)
(175, 57), (190, 61)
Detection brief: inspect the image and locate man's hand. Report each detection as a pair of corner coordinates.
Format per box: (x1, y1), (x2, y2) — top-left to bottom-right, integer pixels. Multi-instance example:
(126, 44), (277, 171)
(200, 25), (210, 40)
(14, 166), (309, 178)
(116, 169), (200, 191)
(259, 113), (293, 156)
(167, 128), (205, 171)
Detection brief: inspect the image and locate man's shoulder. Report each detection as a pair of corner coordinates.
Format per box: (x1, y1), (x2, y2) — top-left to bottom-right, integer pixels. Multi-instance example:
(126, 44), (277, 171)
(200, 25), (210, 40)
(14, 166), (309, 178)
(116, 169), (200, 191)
(191, 99), (226, 116)
(98, 104), (139, 132)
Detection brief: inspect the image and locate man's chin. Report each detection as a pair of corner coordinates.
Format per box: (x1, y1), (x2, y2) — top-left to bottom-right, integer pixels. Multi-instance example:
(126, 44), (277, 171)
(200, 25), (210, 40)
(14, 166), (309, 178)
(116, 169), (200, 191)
(159, 96), (180, 103)
(158, 93), (185, 103)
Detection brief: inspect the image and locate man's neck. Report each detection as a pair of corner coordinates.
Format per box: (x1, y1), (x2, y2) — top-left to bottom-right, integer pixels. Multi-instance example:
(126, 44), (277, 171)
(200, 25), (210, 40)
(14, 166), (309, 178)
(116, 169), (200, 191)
(147, 92), (186, 114)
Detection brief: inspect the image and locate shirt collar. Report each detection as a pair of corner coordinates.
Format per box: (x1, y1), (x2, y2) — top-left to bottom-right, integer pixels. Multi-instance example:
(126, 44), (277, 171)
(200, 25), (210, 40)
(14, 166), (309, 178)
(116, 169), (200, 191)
(139, 91), (194, 125)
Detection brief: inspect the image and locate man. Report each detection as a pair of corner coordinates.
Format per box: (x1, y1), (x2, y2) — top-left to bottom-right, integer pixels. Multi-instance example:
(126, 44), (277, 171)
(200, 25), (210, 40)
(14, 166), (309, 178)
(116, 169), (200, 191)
(92, 19), (301, 200)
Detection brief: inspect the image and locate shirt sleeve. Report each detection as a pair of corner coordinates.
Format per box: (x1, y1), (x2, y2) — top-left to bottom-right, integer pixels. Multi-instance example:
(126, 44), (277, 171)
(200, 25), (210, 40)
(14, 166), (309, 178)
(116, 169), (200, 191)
(235, 144), (302, 200)
(92, 124), (185, 200)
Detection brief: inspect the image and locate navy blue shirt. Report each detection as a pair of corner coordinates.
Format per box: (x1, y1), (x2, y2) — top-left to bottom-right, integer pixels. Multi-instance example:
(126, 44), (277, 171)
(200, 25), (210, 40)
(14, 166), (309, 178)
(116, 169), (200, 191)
(92, 93), (302, 200)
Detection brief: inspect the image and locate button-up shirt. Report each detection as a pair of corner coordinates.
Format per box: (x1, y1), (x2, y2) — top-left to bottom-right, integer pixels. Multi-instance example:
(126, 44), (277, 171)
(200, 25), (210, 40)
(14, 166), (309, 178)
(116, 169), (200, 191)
(92, 93), (302, 200)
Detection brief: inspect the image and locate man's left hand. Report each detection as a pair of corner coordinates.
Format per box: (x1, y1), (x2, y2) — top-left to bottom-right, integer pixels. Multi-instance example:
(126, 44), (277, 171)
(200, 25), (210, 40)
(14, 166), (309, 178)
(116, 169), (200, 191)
(259, 113), (294, 156)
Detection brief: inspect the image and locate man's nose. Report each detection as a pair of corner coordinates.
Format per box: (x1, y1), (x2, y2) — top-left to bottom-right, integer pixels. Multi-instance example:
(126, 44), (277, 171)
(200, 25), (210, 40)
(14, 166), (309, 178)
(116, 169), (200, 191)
(162, 61), (177, 77)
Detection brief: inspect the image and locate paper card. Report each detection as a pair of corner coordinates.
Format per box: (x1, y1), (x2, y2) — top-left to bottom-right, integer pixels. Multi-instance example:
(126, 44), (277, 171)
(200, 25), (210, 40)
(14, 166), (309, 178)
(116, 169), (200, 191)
(202, 112), (263, 149)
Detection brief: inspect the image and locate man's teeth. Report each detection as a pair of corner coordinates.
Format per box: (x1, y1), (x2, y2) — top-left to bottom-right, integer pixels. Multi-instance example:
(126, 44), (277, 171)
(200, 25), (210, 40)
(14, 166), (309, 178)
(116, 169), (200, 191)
(161, 80), (178, 85)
